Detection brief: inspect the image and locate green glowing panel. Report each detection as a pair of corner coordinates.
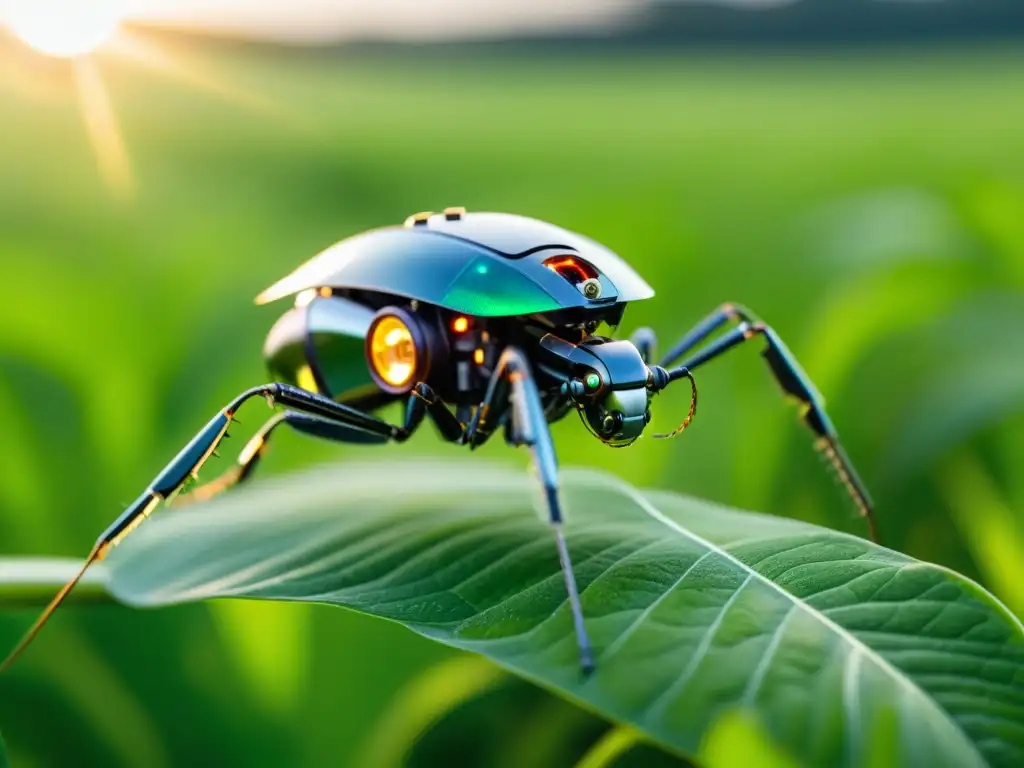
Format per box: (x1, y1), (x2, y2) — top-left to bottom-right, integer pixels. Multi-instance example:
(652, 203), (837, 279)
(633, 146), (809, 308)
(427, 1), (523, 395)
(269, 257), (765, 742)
(442, 256), (560, 317)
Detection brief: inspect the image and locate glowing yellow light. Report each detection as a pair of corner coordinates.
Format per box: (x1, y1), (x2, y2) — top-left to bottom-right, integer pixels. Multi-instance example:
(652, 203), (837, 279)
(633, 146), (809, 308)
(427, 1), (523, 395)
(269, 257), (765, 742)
(452, 316), (469, 333)
(473, 348), (485, 364)
(8, 0), (123, 59)
(369, 316), (418, 389)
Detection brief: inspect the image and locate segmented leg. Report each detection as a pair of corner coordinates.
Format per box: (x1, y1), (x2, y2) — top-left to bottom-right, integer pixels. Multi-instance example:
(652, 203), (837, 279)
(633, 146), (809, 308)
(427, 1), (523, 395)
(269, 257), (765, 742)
(467, 348), (595, 674)
(657, 304), (878, 542)
(0, 382), (412, 673)
(176, 383), (465, 507)
(173, 411), (381, 506)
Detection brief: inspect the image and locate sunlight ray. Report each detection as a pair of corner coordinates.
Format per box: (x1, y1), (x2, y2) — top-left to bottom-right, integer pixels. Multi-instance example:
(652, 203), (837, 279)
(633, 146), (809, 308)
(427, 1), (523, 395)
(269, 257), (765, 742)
(105, 30), (289, 121)
(72, 57), (133, 198)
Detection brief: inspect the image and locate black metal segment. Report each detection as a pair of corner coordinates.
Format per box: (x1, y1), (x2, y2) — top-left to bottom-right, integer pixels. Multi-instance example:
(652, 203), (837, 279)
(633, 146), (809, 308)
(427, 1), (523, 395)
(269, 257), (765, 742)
(250, 383), (397, 440)
(96, 383), (398, 549)
(658, 303), (752, 369)
(175, 411), (388, 507)
(661, 309), (878, 542)
(464, 358), (512, 449)
(406, 383), (466, 443)
(474, 347), (595, 674)
(0, 381), (417, 673)
(178, 383), (466, 507)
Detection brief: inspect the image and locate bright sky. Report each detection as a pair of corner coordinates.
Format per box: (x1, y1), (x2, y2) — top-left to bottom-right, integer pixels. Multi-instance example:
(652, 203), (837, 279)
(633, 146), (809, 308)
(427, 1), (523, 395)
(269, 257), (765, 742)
(2, 0), (644, 44)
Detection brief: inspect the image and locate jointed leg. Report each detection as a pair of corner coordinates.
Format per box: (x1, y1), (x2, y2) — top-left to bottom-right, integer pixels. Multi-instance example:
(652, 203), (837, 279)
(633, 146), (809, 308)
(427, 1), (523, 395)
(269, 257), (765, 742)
(174, 411), (383, 506)
(657, 304), (878, 542)
(177, 383), (465, 507)
(467, 348), (595, 674)
(0, 381), (441, 672)
(658, 303), (751, 370)
(406, 383), (466, 443)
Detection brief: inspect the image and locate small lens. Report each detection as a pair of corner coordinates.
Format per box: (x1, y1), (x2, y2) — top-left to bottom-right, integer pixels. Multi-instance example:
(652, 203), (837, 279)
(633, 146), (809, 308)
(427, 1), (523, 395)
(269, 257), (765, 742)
(369, 315), (417, 389)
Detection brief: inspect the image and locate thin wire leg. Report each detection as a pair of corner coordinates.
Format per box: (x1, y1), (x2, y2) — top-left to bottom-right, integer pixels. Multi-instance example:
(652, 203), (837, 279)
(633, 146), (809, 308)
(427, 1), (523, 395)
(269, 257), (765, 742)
(0, 543), (102, 673)
(553, 525), (595, 674)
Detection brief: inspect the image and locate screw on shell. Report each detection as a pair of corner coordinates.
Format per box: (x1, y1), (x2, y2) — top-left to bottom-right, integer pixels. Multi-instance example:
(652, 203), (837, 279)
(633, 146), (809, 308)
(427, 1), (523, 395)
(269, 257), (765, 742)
(579, 278), (602, 300)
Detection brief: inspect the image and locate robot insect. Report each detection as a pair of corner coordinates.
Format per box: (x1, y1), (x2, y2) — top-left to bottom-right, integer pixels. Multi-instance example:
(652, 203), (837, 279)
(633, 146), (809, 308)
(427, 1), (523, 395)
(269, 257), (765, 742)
(1, 208), (875, 674)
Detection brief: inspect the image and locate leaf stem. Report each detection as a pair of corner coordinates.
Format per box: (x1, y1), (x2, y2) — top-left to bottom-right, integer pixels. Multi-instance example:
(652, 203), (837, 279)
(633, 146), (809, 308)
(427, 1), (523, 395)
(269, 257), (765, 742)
(0, 558), (113, 608)
(352, 654), (504, 768)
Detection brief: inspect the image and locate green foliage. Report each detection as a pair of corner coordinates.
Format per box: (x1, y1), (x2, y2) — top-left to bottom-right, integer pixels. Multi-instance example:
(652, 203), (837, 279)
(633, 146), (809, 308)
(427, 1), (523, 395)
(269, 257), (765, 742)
(403, 674), (619, 767)
(94, 461), (1024, 767)
(2, 43), (1024, 767)
(698, 711), (799, 768)
(574, 728), (648, 768)
(354, 655), (504, 768)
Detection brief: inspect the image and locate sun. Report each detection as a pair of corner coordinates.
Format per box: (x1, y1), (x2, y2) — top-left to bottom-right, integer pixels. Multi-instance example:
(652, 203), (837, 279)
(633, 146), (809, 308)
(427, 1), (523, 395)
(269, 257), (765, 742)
(7, 0), (124, 59)
(2, 1), (271, 198)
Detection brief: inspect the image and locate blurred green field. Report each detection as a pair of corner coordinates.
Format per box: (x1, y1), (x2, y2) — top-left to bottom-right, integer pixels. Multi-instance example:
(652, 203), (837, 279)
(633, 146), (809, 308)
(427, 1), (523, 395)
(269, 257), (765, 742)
(1, 40), (1023, 767)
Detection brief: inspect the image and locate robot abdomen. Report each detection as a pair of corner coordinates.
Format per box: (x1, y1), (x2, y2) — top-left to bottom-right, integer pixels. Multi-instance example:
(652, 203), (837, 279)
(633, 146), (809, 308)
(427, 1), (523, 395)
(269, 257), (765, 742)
(264, 294), (396, 411)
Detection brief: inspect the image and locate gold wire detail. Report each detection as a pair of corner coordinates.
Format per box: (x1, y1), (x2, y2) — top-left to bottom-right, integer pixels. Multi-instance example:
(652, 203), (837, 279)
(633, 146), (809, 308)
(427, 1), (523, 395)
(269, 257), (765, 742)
(654, 370), (698, 439)
(173, 466), (245, 507)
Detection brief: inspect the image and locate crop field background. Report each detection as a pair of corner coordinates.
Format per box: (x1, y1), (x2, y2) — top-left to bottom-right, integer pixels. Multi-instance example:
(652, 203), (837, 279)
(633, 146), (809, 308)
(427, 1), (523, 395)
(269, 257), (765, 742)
(1, 37), (1023, 766)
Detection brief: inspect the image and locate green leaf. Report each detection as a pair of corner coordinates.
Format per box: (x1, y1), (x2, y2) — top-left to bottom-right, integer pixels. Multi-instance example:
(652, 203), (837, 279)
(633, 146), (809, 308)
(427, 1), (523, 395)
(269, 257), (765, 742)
(99, 460), (1024, 767)
(0, 728), (8, 768)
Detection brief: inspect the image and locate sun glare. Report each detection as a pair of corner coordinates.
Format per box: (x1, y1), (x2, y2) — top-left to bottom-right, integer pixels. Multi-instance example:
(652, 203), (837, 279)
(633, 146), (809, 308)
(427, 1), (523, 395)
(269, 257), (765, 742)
(2, 2), (282, 199)
(8, 0), (124, 59)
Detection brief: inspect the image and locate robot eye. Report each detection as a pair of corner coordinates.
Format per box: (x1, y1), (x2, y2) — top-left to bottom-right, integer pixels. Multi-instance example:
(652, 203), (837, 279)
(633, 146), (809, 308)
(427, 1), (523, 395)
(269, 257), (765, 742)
(365, 307), (433, 394)
(545, 254), (599, 282)
(544, 256), (603, 300)
(544, 255), (594, 280)
(368, 315), (418, 389)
